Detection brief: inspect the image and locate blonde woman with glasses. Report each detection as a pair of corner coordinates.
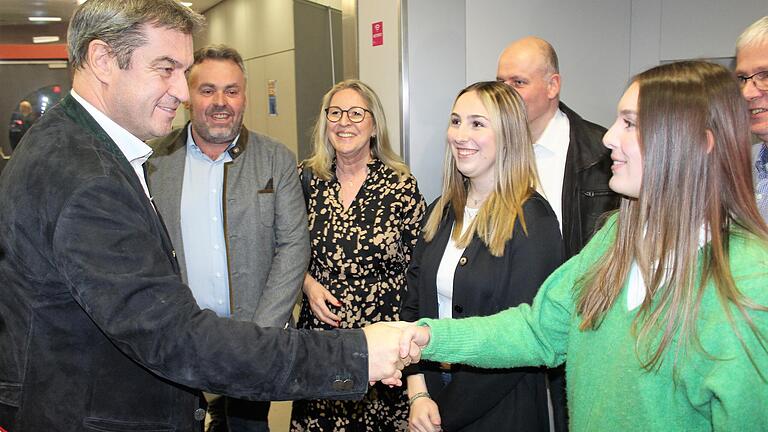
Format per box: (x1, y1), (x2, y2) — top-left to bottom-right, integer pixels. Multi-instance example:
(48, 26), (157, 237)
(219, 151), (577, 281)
(291, 80), (425, 431)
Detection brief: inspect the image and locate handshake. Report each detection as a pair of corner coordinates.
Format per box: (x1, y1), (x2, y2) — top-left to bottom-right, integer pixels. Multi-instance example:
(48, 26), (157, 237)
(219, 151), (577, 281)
(362, 321), (432, 386)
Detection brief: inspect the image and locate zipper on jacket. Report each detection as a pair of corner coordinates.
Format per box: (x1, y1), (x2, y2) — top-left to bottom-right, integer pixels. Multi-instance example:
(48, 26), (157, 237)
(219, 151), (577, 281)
(582, 189), (614, 197)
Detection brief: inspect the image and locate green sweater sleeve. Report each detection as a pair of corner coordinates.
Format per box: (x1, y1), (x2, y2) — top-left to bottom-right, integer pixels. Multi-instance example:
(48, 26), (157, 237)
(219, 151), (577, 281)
(691, 237), (768, 430)
(420, 214), (618, 369)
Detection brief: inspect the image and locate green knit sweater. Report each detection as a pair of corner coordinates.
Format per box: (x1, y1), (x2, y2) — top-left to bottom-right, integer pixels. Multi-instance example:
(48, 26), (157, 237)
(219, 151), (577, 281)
(420, 215), (768, 431)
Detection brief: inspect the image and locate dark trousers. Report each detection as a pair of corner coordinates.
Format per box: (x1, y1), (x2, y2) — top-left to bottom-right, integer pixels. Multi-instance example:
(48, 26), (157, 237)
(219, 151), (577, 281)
(549, 365), (569, 432)
(207, 397), (270, 432)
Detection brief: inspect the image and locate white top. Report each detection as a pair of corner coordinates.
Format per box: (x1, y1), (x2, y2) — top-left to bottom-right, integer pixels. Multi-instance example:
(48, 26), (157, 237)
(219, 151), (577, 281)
(70, 90), (153, 199)
(626, 226), (710, 310)
(533, 109), (570, 233)
(436, 207), (479, 319)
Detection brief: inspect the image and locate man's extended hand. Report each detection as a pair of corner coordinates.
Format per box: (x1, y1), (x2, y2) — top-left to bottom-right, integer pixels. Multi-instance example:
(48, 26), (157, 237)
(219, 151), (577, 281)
(397, 322), (431, 359)
(362, 322), (422, 386)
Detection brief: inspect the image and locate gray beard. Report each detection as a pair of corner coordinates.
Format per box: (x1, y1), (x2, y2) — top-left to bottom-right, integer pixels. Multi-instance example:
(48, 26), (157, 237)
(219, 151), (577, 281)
(191, 114), (243, 145)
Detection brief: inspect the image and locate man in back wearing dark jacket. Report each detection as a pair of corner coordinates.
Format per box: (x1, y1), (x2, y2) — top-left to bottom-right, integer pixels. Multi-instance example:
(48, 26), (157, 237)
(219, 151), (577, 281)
(496, 36), (620, 431)
(0, 1), (415, 431)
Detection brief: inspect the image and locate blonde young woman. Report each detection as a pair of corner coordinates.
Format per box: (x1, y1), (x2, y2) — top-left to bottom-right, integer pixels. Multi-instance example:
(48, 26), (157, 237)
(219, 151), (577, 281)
(401, 81), (563, 431)
(290, 79), (425, 431)
(402, 61), (768, 431)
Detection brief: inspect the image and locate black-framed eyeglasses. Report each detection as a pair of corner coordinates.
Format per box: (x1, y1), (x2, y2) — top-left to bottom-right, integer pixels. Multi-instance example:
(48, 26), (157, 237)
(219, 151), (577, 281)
(737, 70), (768, 91)
(325, 106), (371, 123)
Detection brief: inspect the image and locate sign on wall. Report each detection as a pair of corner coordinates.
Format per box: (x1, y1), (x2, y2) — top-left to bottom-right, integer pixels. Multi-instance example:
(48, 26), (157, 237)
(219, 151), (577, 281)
(372, 21), (383, 46)
(267, 79), (278, 116)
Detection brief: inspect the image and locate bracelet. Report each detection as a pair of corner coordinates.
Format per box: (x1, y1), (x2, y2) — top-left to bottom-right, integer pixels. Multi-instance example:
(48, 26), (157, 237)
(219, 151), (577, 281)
(409, 391), (431, 406)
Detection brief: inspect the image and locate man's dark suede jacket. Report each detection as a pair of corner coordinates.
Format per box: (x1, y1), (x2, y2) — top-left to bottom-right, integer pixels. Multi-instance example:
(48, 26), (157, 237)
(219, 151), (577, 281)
(0, 96), (368, 432)
(558, 102), (620, 258)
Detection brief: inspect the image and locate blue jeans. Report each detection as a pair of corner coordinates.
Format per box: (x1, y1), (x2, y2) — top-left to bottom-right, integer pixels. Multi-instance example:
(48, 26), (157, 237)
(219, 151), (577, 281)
(440, 372), (453, 386)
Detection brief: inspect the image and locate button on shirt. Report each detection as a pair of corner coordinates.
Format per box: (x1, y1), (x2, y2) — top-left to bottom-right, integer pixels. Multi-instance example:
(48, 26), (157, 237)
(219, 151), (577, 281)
(180, 124), (237, 317)
(754, 143), (768, 224)
(533, 109), (570, 233)
(70, 90), (153, 199)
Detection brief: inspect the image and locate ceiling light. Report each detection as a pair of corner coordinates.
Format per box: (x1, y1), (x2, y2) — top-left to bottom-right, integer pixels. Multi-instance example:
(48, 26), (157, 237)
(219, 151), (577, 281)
(29, 17), (62, 22)
(33, 36), (60, 43)
(77, 0), (88, 4)
(181, 2), (193, 7)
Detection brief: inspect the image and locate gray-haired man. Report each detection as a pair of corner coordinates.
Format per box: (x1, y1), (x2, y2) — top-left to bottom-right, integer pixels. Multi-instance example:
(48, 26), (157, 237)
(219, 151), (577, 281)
(0, 1), (416, 430)
(736, 16), (768, 223)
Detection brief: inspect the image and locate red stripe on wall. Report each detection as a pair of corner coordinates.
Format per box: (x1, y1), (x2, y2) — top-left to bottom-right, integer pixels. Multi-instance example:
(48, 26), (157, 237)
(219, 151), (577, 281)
(0, 44), (68, 60)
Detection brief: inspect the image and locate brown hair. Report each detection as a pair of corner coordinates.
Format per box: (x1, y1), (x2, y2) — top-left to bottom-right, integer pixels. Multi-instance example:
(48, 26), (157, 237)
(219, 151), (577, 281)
(423, 81), (538, 256)
(576, 61), (768, 371)
(191, 44), (245, 74)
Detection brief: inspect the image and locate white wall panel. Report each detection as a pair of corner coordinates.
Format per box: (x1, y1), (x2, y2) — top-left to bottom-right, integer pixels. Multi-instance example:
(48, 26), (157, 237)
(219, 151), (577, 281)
(358, 0), (403, 156)
(659, 0), (767, 61)
(201, 0), (294, 60)
(265, 51), (299, 155)
(466, 0), (632, 128)
(403, 0), (466, 202)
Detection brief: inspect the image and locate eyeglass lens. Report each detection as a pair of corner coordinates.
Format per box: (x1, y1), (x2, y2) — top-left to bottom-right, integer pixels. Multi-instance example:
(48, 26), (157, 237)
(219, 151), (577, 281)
(739, 71), (768, 90)
(326, 106), (368, 123)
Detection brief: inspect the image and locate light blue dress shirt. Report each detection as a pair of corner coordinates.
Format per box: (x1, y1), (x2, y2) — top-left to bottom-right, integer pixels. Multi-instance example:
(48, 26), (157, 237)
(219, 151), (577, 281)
(180, 125), (237, 317)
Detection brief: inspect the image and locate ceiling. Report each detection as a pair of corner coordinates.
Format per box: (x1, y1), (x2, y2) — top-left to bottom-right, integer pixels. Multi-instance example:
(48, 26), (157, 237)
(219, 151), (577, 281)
(0, 0), (223, 45)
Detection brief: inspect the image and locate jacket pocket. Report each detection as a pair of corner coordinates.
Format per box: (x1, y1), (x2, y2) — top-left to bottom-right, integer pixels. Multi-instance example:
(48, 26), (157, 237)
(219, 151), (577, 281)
(83, 417), (175, 432)
(0, 382), (21, 407)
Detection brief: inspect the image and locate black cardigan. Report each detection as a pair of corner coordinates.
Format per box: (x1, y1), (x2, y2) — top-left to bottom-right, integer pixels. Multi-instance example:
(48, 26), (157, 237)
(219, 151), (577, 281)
(402, 192), (565, 432)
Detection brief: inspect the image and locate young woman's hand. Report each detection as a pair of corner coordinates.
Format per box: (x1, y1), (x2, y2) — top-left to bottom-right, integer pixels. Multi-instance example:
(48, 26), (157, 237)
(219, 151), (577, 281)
(409, 397), (442, 432)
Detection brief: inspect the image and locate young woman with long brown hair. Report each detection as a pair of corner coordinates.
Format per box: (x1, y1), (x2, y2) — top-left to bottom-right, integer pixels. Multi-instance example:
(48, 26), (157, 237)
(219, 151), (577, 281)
(402, 61), (768, 431)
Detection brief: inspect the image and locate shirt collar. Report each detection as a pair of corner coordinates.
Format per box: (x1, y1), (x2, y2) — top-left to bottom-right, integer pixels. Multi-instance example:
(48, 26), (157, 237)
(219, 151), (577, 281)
(70, 89), (152, 165)
(534, 108), (569, 156)
(185, 123), (238, 162)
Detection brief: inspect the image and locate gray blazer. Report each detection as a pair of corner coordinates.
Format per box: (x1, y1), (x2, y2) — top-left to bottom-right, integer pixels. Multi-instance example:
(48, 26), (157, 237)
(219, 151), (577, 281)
(147, 125), (309, 328)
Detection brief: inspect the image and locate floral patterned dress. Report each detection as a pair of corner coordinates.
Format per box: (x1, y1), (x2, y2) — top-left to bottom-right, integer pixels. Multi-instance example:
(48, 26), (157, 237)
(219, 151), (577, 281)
(290, 158), (425, 431)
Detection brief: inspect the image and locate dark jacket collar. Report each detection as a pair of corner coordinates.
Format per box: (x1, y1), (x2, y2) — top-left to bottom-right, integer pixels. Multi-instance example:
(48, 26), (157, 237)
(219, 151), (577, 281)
(60, 94), (134, 174)
(559, 101), (609, 171)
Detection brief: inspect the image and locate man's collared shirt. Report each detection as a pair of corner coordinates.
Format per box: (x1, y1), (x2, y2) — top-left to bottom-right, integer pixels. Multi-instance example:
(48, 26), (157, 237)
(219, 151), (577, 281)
(180, 124), (237, 317)
(533, 108), (570, 232)
(70, 90), (153, 199)
(753, 142), (768, 223)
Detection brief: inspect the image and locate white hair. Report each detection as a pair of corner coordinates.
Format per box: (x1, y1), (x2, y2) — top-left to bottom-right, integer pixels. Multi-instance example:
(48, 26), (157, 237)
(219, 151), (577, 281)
(737, 16), (768, 52)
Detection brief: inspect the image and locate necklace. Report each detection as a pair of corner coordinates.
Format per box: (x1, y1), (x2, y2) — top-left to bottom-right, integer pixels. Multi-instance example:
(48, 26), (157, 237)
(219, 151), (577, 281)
(336, 166), (368, 187)
(467, 187), (490, 208)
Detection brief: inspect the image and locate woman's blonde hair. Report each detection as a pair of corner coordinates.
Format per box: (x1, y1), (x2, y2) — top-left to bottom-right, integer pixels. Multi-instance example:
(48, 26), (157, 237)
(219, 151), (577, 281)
(303, 79), (409, 180)
(576, 61), (768, 372)
(423, 81), (538, 256)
